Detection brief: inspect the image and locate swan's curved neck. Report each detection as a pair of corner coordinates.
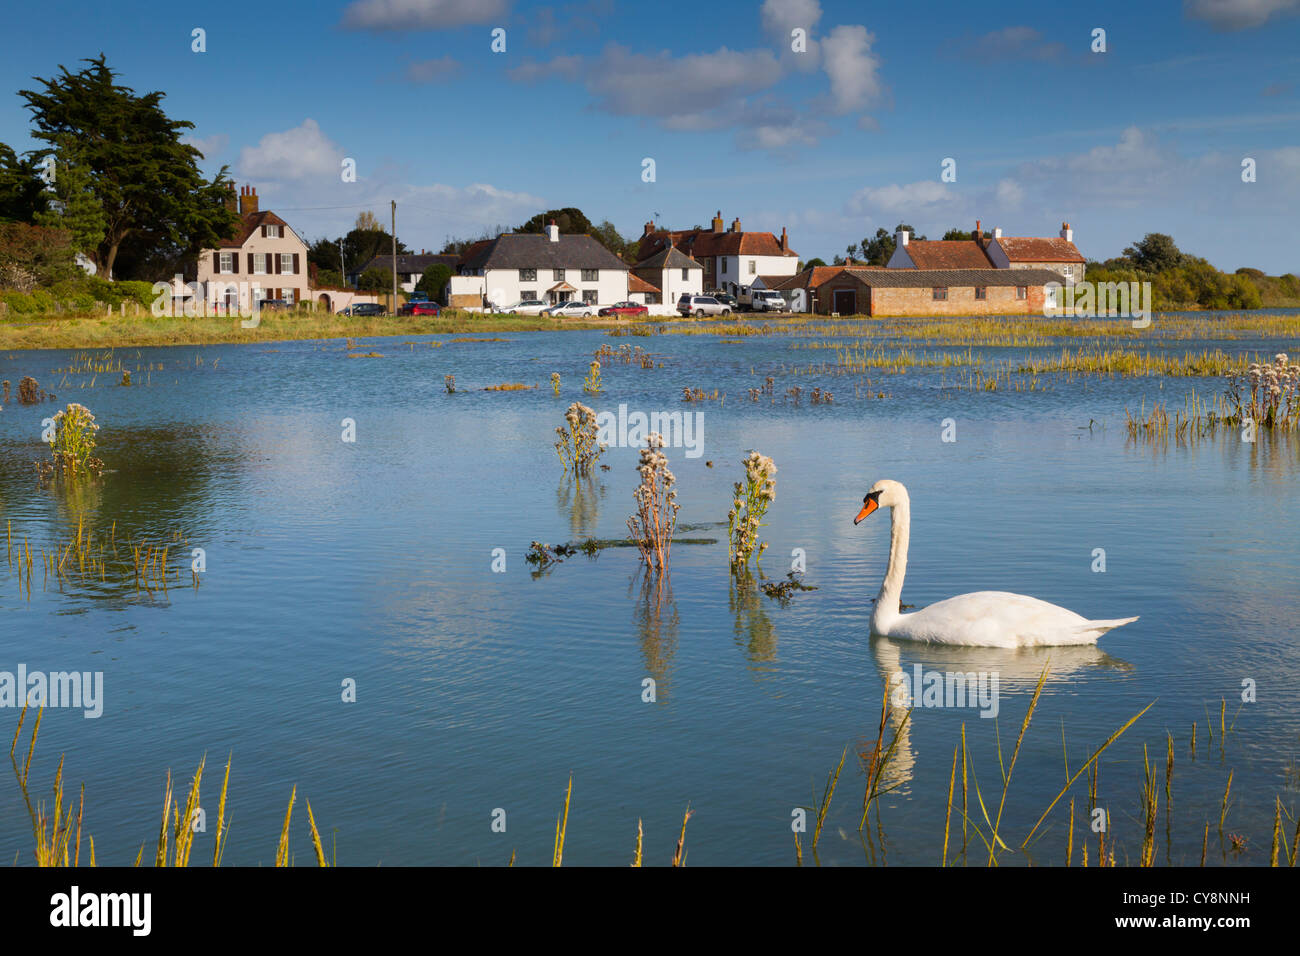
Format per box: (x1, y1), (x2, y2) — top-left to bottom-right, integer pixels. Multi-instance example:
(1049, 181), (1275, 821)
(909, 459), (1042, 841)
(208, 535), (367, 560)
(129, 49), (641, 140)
(872, 498), (910, 633)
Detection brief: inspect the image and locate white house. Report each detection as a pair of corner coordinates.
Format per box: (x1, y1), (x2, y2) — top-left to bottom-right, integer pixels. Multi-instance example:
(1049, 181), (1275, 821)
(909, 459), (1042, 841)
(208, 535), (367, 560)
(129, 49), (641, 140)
(631, 244), (703, 305)
(636, 212), (800, 296)
(447, 225), (629, 309)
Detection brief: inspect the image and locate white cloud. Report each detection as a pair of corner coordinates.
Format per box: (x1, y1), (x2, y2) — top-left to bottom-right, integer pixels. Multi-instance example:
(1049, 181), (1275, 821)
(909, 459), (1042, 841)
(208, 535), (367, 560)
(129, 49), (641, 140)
(821, 25), (884, 113)
(340, 0), (509, 31)
(584, 44), (784, 118)
(995, 178), (1024, 207)
(182, 133), (229, 159)
(508, 55), (584, 83)
(1184, 0), (1299, 30)
(761, 0), (823, 67)
(850, 180), (956, 216)
(405, 57), (460, 83)
(238, 120), (344, 181)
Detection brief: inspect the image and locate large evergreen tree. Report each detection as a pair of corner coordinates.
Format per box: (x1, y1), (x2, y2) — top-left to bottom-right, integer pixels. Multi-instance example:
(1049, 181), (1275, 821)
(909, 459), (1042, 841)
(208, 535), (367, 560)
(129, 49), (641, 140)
(19, 54), (237, 278)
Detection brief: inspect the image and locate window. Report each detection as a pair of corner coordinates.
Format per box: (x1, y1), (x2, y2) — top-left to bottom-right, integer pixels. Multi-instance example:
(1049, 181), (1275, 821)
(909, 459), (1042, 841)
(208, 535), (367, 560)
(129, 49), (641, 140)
(519, 268), (536, 282)
(280, 253), (294, 274)
(1062, 265), (1074, 279)
(681, 268), (689, 280)
(582, 290), (598, 304)
(553, 269), (565, 281)
(264, 225), (281, 238)
(975, 287), (987, 300)
(1016, 286), (1028, 300)
(932, 288), (948, 301)
(581, 269), (598, 282)
(254, 254), (268, 275)
(521, 290), (536, 301)
(219, 252), (234, 274)
(283, 289), (295, 306)
(748, 260), (756, 275)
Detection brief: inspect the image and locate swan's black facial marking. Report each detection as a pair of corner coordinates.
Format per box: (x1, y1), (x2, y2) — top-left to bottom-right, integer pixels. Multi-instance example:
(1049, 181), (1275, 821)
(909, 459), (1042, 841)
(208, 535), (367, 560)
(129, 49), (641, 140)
(854, 490), (882, 525)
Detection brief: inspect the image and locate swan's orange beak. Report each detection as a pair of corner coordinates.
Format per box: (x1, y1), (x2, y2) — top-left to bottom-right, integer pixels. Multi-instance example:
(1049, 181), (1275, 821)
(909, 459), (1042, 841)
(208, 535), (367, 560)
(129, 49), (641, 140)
(854, 498), (878, 525)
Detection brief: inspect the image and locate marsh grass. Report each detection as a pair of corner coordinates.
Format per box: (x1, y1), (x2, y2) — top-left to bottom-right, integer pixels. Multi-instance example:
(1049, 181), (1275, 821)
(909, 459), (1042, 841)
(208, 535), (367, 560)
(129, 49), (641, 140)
(10, 712), (322, 867)
(6, 518), (199, 601)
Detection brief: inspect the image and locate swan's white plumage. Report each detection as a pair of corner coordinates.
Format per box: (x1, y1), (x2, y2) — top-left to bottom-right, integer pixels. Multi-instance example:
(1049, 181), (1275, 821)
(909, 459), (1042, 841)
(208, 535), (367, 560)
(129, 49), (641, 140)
(860, 480), (1138, 647)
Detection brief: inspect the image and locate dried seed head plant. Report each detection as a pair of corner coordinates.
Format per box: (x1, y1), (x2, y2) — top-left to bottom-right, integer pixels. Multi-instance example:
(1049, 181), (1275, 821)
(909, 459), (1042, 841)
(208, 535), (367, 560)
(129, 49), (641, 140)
(554, 402), (605, 477)
(36, 403), (104, 481)
(627, 433), (679, 572)
(728, 451), (777, 569)
(1226, 353), (1299, 430)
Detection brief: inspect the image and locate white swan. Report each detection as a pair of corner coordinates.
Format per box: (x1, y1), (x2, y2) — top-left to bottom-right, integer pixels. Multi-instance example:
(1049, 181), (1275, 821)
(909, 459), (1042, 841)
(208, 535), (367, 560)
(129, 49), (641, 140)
(854, 480), (1138, 647)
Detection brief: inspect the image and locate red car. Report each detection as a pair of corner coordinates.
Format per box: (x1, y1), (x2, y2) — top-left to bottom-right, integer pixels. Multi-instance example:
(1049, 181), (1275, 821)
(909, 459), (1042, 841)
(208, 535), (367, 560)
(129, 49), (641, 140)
(597, 301), (649, 317)
(402, 301), (442, 316)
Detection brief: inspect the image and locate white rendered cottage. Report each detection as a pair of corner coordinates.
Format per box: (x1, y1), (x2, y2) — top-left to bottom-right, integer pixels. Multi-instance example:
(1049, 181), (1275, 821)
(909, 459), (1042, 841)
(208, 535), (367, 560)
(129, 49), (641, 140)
(448, 224), (629, 310)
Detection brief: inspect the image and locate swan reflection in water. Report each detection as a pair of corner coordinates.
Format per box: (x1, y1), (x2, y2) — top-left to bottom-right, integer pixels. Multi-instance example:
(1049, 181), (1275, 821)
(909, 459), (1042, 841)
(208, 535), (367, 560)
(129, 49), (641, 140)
(861, 636), (1132, 803)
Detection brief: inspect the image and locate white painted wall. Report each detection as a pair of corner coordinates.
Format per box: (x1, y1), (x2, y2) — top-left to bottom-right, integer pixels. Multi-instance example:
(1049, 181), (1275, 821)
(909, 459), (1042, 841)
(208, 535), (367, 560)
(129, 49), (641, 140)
(714, 253), (798, 291)
(480, 267), (628, 308)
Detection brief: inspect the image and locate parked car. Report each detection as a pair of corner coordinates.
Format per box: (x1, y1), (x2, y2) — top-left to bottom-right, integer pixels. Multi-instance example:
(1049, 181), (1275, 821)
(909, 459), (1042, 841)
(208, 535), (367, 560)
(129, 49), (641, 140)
(398, 300), (441, 316)
(408, 291), (430, 303)
(260, 299), (290, 312)
(677, 294), (730, 317)
(340, 302), (387, 317)
(493, 299), (550, 315)
(741, 289), (787, 313)
(707, 291), (739, 309)
(544, 300), (596, 318)
(597, 301), (649, 317)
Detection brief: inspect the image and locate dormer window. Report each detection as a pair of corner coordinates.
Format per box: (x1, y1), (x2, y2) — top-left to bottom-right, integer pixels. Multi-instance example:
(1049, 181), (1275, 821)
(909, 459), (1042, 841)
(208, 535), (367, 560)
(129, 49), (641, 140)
(264, 225), (281, 238)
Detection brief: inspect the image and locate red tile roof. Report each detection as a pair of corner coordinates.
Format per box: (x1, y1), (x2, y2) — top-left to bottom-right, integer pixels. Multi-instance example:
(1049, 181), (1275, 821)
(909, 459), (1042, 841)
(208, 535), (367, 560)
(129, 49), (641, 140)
(628, 274), (659, 294)
(638, 228), (797, 262)
(897, 241), (993, 269)
(995, 237), (1085, 263)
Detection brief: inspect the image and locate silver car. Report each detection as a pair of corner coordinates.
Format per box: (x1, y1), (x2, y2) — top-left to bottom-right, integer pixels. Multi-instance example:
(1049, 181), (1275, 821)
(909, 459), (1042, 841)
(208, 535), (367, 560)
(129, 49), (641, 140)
(677, 295), (731, 317)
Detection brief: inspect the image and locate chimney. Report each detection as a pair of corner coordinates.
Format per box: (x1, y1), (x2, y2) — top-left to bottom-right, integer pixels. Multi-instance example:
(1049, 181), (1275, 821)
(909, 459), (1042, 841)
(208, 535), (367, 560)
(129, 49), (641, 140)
(730, 217), (741, 233)
(895, 227), (909, 247)
(1060, 221), (1073, 242)
(974, 219), (983, 247)
(547, 219), (559, 243)
(712, 210), (724, 234)
(239, 185), (258, 217)
(780, 227), (788, 252)
(224, 183), (237, 214)
(643, 220), (655, 237)
(993, 227), (1002, 239)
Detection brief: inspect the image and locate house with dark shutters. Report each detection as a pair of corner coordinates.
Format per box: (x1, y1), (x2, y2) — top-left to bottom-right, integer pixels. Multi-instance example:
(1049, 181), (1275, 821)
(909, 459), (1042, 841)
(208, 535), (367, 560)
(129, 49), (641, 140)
(193, 185), (310, 311)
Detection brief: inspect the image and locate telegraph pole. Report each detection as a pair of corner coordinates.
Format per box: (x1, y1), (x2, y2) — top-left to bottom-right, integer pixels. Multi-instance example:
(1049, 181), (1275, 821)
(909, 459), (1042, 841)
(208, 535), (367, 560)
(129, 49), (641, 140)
(391, 200), (398, 314)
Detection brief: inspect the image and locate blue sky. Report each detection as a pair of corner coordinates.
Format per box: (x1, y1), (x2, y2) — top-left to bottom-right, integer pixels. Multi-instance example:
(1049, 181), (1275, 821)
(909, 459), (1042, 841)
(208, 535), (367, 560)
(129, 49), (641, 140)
(1, 0), (1297, 270)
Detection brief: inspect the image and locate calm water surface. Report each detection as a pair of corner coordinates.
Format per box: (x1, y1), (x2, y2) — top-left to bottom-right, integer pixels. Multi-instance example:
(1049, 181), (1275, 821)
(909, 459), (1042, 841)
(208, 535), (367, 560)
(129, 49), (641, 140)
(1, 313), (1298, 866)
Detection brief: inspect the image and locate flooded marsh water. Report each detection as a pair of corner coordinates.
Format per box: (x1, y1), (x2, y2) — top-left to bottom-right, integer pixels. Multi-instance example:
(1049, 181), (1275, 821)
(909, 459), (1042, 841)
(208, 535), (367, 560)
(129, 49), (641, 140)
(1, 312), (1298, 866)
